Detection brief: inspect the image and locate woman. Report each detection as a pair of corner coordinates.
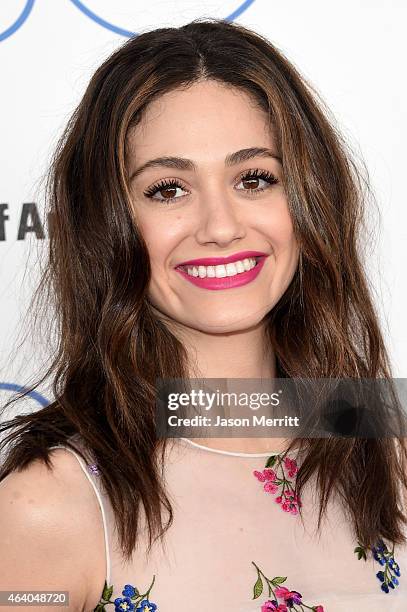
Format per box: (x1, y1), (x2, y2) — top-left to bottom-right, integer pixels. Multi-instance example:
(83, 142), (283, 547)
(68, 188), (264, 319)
(0, 18), (406, 612)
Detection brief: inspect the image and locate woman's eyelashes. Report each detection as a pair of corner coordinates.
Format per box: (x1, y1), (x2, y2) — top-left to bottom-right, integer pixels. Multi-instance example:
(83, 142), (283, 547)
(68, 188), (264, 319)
(142, 168), (279, 204)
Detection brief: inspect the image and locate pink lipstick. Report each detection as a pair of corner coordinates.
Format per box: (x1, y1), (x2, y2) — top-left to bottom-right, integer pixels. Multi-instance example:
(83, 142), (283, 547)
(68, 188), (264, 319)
(176, 250), (267, 267)
(174, 251), (268, 291)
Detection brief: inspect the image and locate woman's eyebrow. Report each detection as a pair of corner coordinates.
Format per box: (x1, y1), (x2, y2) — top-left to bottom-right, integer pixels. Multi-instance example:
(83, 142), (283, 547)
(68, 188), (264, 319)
(129, 147), (282, 182)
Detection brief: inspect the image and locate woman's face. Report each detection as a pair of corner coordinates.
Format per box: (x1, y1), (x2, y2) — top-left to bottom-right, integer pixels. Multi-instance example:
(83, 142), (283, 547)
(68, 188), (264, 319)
(127, 80), (299, 334)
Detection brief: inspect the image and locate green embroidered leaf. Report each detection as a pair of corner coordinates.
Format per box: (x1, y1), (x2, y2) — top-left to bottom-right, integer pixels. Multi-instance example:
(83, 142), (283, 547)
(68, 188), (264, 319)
(265, 456), (277, 468)
(354, 546), (367, 561)
(271, 576), (287, 585)
(130, 587), (140, 599)
(105, 586), (114, 600)
(101, 581), (113, 601)
(94, 604), (106, 612)
(253, 575), (263, 599)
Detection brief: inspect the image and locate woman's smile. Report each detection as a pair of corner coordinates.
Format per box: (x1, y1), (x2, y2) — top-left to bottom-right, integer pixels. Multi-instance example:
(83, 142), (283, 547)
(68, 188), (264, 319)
(175, 254), (268, 290)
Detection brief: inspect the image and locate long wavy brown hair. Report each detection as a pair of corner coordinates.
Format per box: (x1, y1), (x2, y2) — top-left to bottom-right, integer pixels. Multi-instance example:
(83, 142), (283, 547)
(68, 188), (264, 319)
(1, 18), (406, 562)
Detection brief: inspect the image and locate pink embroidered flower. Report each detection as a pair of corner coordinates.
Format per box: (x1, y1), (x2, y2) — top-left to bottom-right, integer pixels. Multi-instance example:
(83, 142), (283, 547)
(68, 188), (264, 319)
(264, 481), (278, 494)
(274, 586), (290, 599)
(254, 455), (302, 515)
(252, 561), (324, 612)
(253, 468), (277, 482)
(253, 469), (268, 482)
(261, 600), (287, 611)
(263, 468), (277, 481)
(274, 586), (302, 606)
(283, 457), (298, 478)
(254, 468), (278, 494)
(278, 489), (302, 515)
(282, 501), (299, 515)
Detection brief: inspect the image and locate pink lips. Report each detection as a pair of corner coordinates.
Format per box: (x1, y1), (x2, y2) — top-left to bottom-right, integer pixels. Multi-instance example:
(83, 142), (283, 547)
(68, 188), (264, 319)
(174, 252), (268, 291)
(176, 250), (268, 267)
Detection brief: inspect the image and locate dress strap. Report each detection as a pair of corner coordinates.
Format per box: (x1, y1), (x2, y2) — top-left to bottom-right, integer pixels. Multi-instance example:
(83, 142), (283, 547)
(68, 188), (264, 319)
(49, 442), (111, 585)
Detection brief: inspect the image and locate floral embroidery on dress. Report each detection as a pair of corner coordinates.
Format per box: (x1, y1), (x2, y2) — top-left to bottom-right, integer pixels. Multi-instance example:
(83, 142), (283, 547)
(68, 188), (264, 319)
(87, 462), (101, 476)
(354, 538), (402, 593)
(251, 561), (324, 611)
(254, 451), (402, 602)
(89, 451), (402, 608)
(94, 577), (158, 611)
(252, 453), (323, 610)
(253, 454), (302, 515)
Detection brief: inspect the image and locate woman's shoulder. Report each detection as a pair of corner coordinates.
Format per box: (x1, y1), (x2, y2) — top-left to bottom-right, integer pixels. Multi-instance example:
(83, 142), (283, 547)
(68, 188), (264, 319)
(0, 445), (106, 611)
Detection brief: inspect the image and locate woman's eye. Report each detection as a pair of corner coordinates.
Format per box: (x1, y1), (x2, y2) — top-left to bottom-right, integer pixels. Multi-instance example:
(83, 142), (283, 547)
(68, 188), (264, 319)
(143, 179), (187, 203)
(143, 168), (279, 204)
(235, 169), (279, 193)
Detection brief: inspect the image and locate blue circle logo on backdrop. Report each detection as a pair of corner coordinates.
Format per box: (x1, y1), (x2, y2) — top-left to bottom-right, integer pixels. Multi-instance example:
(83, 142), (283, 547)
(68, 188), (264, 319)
(0, 382), (49, 407)
(0, 0), (35, 43)
(0, 0), (256, 42)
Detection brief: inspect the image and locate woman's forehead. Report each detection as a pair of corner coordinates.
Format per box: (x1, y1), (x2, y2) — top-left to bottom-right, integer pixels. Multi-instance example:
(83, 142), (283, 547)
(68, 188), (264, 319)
(126, 81), (277, 165)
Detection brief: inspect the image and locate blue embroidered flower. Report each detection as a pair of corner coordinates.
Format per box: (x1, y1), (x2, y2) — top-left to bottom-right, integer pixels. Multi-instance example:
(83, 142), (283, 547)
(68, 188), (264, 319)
(371, 539), (401, 593)
(372, 539), (388, 565)
(136, 600), (157, 612)
(355, 538), (402, 594)
(388, 557), (401, 576)
(122, 585), (139, 598)
(114, 595), (135, 611)
(95, 577), (157, 611)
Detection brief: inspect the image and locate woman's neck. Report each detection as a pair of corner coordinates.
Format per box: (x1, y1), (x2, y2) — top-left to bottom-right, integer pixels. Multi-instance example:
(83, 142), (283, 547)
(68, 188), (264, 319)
(162, 317), (286, 454)
(183, 320), (276, 380)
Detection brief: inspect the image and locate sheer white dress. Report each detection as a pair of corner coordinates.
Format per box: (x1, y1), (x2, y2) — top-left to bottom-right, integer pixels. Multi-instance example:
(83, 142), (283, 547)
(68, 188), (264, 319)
(50, 434), (407, 611)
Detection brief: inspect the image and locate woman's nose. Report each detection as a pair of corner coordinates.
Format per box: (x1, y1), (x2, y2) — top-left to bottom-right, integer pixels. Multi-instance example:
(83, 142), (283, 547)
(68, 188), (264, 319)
(194, 191), (246, 247)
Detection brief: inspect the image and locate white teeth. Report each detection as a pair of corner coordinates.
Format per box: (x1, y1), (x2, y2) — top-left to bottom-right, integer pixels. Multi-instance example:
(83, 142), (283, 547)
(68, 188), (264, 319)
(183, 257), (258, 278)
(226, 263), (236, 276)
(216, 265), (227, 278)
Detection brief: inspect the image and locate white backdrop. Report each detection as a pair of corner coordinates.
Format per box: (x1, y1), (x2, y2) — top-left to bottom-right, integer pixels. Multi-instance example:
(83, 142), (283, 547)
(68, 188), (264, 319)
(1, 0), (406, 414)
